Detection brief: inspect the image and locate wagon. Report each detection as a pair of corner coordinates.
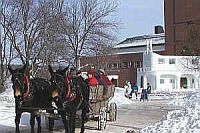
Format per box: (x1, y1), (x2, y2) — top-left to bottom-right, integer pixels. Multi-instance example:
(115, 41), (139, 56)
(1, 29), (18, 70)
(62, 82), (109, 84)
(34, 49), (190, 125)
(44, 84), (117, 131)
(88, 84), (117, 130)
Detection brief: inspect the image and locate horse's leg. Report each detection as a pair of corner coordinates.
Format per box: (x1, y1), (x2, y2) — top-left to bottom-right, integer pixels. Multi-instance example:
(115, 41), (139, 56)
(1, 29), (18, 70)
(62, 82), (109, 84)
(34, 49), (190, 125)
(30, 113), (35, 133)
(80, 86), (90, 133)
(61, 111), (70, 133)
(69, 109), (76, 133)
(80, 107), (87, 133)
(15, 110), (22, 133)
(36, 116), (41, 133)
(47, 109), (54, 131)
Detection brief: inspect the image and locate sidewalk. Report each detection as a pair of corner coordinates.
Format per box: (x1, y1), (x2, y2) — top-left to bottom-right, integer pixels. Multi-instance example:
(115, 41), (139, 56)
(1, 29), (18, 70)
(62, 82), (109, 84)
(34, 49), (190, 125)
(75, 99), (179, 133)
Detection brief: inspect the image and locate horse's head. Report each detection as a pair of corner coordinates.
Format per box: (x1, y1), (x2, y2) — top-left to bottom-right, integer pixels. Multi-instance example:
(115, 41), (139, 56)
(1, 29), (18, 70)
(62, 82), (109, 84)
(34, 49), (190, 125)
(8, 64), (29, 98)
(48, 65), (70, 98)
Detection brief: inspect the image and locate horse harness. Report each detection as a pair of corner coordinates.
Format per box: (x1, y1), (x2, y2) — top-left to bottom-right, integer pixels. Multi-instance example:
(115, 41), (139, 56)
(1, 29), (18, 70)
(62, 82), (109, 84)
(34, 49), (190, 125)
(12, 72), (32, 102)
(51, 73), (84, 108)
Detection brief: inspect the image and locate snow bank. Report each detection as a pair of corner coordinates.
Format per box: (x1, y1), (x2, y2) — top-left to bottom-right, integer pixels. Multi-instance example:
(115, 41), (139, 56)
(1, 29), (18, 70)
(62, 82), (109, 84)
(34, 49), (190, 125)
(140, 91), (200, 133)
(170, 91), (200, 110)
(109, 87), (134, 106)
(0, 80), (16, 127)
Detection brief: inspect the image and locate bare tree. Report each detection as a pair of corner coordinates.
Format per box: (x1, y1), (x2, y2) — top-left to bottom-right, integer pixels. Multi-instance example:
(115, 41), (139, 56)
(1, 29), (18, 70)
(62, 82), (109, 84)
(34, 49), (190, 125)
(0, 0), (4, 92)
(0, 0), (66, 77)
(88, 37), (114, 69)
(0, 0), (118, 83)
(0, 0), (44, 65)
(181, 24), (200, 70)
(0, 0), (11, 92)
(61, 0), (118, 67)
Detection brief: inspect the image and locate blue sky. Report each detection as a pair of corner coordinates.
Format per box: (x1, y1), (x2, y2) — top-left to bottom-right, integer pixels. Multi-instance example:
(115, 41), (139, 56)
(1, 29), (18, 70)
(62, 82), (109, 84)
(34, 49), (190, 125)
(116, 0), (164, 41)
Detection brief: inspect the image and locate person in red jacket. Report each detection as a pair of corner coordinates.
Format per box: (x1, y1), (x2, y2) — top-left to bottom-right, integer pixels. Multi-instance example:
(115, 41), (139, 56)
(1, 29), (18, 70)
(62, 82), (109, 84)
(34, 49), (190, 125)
(87, 70), (98, 86)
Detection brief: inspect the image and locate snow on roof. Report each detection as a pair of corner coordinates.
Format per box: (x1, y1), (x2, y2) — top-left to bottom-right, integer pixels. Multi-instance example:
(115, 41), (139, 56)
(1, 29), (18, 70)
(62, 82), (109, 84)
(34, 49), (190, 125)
(114, 33), (165, 49)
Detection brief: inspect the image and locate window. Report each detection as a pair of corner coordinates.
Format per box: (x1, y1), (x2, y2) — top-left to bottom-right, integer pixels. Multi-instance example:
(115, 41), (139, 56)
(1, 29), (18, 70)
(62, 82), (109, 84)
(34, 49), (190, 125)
(123, 62), (128, 68)
(160, 79), (164, 84)
(113, 63), (118, 68)
(129, 61), (133, 67)
(133, 61), (137, 68)
(192, 79), (194, 83)
(136, 61), (140, 67)
(118, 63), (122, 68)
(170, 79), (175, 83)
(169, 58), (176, 64)
(158, 58), (165, 64)
(107, 64), (112, 69)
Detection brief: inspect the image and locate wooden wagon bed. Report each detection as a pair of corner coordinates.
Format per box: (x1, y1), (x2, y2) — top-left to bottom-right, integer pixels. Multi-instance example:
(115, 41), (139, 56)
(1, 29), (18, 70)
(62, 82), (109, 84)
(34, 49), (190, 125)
(87, 84), (117, 130)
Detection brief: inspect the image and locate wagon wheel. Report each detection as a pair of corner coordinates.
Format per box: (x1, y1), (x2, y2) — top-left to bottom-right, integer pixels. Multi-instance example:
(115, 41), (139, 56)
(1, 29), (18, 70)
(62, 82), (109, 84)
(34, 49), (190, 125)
(97, 107), (107, 130)
(109, 102), (117, 122)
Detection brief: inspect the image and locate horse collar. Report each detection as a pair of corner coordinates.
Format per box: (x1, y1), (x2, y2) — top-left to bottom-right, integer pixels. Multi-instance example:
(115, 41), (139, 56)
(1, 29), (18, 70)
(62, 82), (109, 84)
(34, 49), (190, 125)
(65, 77), (71, 99)
(23, 76), (30, 99)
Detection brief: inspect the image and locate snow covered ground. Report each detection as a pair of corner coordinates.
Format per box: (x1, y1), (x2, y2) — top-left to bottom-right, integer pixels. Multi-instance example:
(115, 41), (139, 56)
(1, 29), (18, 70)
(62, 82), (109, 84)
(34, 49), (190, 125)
(140, 91), (200, 133)
(0, 80), (16, 128)
(1, 81), (200, 133)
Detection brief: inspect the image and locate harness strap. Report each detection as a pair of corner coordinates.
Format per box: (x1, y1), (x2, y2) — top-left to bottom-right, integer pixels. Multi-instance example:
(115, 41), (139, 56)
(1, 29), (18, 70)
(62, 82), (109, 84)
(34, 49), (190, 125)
(23, 76), (30, 99)
(65, 77), (71, 99)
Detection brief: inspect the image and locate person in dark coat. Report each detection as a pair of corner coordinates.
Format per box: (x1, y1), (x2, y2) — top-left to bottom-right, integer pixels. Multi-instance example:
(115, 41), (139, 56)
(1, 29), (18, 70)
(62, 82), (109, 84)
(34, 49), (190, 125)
(140, 88), (148, 101)
(147, 83), (151, 94)
(129, 82), (138, 99)
(140, 83), (151, 102)
(147, 82), (151, 100)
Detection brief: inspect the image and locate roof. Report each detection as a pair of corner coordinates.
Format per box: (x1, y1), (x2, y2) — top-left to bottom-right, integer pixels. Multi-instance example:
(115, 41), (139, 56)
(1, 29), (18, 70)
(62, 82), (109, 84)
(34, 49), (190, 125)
(114, 33), (165, 49)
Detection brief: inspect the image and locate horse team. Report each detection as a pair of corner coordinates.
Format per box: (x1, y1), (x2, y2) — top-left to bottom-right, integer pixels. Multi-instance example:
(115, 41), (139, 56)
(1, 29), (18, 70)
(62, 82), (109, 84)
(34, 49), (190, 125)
(8, 63), (104, 133)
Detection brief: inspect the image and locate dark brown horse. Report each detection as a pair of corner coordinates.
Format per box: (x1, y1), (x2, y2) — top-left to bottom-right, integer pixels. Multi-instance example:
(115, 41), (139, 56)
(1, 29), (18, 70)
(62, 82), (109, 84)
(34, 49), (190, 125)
(8, 64), (54, 133)
(48, 65), (90, 133)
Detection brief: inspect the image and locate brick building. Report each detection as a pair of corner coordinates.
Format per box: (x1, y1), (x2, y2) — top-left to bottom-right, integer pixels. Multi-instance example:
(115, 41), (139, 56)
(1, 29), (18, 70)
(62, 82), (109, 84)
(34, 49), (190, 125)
(81, 33), (165, 87)
(164, 0), (200, 55)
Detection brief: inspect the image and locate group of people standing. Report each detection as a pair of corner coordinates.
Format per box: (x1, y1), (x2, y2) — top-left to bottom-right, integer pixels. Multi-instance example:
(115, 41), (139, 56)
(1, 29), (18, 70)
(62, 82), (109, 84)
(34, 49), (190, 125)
(125, 81), (151, 101)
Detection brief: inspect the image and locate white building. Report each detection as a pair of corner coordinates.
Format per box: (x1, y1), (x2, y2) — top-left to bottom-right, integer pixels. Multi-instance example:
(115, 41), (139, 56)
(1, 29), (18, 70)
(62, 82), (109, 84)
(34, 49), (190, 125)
(137, 40), (200, 92)
(113, 33), (165, 55)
